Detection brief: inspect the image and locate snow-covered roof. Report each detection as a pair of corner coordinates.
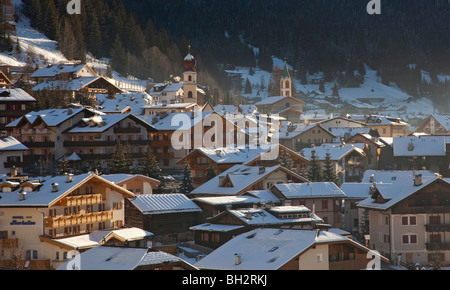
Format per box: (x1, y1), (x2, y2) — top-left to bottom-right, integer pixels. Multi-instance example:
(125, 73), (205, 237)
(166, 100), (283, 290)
(96, 93), (151, 115)
(431, 114), (450, 131)
(128, 193), (202, 215)
(0, 173), (134, 207)
(361, 169), (438, 184)
(32, 76), (101, 91)
(142, 102), (197, 109)
(224, 207), (323, 227)
(65, 113), (153, 134)
(137, 111), (216, 131)
(193, 195), (263, 206)
(393, 136), (446, 156)
(100, 174), (160, 186)
(6, 107), (89, 128)
(0, 88), (36, 101)
(340, 183), (376, 199)
(194, 228), (348, 270)
(186, 144), (283, 165)
(51, 227), (153, 250)
(0, 136), (29, 151)
(299, 143), (366, 161)
(190, 164), (305, 196)
(255, 96), (301, 106)
(57, 246), (148, 270)
(31, 64), (92, 78)
(357, 175), (444, 210)
(273, 182), (346, 199)
(328, 127), (371, 139)
(190, 223), (245, 232)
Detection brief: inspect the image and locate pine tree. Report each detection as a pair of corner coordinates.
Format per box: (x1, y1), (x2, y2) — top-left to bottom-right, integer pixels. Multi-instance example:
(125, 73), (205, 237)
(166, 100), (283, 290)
(141, 144), (161, 179)
(322, 152), (339, 185)
(360, 209), (370, 236)
(110, 34), (127, 75)
(178, 163), (194, 195)
(206, 166), (216, 181)
(111, 139), (130, 173)
(307, 151), (322, 182)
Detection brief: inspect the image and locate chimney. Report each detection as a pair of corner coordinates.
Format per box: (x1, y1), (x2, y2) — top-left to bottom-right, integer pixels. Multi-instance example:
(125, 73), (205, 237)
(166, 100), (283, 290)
(10, 166), (17, 178)
(19, 192), (26, 201)
(51, 183), (59, 192)
(369, 174), (374, 183)
(235, 253), (242, 265)
(66, 173), (73, 183)
(414, 174), (422, 186)
(259, 166), (266, 174)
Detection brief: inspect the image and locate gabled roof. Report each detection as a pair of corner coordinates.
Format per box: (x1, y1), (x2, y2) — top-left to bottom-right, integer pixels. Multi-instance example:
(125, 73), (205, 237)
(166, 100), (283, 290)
(361, 169), (438, 184)
(31, 63), (95, 78)
(357, 175), (446, 211)
(100, 174), (160, 186)
(299, 143), (366, 161)
(0, 137), (29, 151)
(194, 228), (359, 270)
(0, 173), (135, 208)
(63, 113), (157, 134)
(273, 182), (346, 199)
(32, 76), (122, 93)
(393, 135), (446, 156)
(0, 88), (35, 102)
(255, 95), (305, 106)
(190, 165), (309, 197)
(128, 193), (202, 215)
(6, 107), (93, 128)
(137, 111), (216, 131)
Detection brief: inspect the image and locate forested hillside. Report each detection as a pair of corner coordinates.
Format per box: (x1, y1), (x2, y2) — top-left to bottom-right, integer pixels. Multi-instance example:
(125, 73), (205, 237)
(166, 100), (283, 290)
(17, 0), (450, 108)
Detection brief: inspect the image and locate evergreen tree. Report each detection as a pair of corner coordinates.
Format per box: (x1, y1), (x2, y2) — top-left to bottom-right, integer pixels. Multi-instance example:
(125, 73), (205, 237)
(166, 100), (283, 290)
(110, 34), (128, 75)
(360, 209), (370, 236)
(178, 163), (194, 195)
(141, 144), (161, 179)
(307, 151), (322, 182)
(111, 139), (130, 173)
(206, 166), (216, 181)
(322, 153), (339, 186)
(244, 78), (252, 94)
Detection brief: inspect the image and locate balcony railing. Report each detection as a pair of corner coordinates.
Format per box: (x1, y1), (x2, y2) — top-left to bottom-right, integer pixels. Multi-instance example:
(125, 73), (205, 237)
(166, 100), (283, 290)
(22, 141), (55, 148)
(425, 224), (450, 232)
(426, 242), (450, 251)
(62, 193), (103, 207)
(0, 238), (18, 249)
(45, 211), (113, 228)
(114, 127), (141, 134)
(64, 140), (149, 147)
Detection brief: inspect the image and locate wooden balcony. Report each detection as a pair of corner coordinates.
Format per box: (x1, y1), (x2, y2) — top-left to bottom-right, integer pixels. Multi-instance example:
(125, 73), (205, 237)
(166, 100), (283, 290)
(62, 193), (103, 207)
(64, 140), (149, 147)
(425, 224), (450, 232)
(0, 238), (18, 249)
(22, 141), (55, 148)
(426, 242), (450, 251)
(114, 127), (141, 134)
(45, 211), (113, 228)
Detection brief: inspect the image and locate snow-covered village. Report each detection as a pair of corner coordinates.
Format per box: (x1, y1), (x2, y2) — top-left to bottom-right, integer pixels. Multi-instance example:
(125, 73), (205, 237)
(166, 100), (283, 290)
(0, 0), (450, 277)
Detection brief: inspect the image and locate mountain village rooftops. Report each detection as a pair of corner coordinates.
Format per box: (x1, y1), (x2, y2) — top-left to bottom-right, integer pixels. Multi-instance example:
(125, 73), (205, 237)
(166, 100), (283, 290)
(361, 169), (439, 184)
(0, 173), (135, 207)
(0, 88), (36, 101)
(273, 182), (346, 199)
(340, 183), (378, 199)
(128, 193), (202, 215)
(190, 164), (308, 197)
(137, 111), (216, 131)
(30, 63), (94, 78)
(194, 228), (352, 270)
(64, 113), (156, 133)
(48, 227), (153, 251)
(357, 174), (444, 211)
(299, 143), (366, 160)
(393, 135), (447, 156)
(0, 136), (29, 151)
(6, 107), (91, 128)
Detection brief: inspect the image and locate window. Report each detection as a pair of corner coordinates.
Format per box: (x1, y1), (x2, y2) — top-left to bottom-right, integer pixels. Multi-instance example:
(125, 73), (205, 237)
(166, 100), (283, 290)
(402, 216), (416, 226)
(322, 200), (328, 211)
(430, 216), (441, 225)
(430, 234), (441, 243)
(402, 234), (417, 244)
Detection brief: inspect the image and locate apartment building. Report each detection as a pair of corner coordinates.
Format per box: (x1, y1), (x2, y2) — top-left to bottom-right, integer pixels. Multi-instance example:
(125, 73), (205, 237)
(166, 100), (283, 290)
(0, 173), (139, 269)
(358, 173), (450, 266)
